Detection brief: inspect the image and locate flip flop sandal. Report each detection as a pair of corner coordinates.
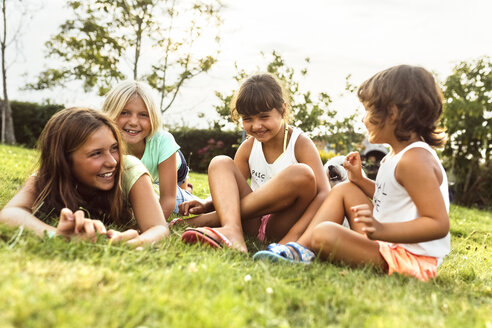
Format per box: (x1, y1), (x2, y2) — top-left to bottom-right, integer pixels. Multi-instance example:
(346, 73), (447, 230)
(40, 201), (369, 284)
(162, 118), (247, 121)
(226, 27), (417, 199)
(181, 227), (233, 249)
(253, 243), (295, 262)
(285, 242), (316, 263)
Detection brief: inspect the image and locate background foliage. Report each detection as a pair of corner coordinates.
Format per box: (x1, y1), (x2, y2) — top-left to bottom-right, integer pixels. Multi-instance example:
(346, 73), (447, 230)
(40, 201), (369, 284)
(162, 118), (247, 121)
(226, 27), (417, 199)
(442, 56), (492, 209)
(213, 51), (364, 155)
(27, 0), (222, 113)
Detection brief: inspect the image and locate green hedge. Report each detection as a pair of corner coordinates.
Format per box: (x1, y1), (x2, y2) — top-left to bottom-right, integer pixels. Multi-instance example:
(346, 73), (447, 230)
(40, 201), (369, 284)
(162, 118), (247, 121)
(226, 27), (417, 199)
(10, 101), (64, 148)
(171, 128), (242, 173)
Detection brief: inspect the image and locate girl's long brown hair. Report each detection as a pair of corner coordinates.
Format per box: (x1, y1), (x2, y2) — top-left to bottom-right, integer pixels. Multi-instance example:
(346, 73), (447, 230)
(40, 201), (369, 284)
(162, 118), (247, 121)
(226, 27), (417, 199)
(33, 107), (130, 225)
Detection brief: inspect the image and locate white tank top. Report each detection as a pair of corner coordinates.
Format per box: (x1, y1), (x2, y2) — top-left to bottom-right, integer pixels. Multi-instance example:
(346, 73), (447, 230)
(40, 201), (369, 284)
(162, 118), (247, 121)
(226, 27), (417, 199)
(373, 141), (450, 264)
(248, 127), (302, 191)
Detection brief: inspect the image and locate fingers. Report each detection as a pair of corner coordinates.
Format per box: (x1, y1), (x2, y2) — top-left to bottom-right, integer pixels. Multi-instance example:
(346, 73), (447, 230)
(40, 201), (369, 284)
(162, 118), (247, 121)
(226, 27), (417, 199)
(73, 210), (86, 234)
(83, 219), (96, 243)
(57, 209), (107, 242)
(56, 208), (75, 236)
(179, 202), (191, 216)
(93, 220), (107, 235)
(108, 229), (139, 244)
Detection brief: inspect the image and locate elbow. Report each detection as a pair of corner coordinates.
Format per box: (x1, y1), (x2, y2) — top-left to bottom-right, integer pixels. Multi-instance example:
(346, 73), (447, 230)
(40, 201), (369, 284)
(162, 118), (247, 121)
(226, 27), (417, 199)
(435, 217), (450, 239)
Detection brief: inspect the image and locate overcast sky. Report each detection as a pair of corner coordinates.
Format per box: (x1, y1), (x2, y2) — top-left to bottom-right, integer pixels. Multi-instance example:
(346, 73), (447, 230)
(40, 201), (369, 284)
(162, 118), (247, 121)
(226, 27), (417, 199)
(7, 0), (492, 128)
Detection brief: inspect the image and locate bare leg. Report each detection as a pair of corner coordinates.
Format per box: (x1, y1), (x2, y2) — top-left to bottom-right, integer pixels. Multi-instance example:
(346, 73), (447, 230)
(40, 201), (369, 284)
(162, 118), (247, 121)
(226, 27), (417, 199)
(296, 181), (372, 249)
(195, 156), (317, 252)
(310, 222), (387, 270)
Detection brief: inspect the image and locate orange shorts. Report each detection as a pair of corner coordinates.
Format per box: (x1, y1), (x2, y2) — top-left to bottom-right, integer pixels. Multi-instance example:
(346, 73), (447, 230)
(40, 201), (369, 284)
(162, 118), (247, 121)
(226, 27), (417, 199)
(377, 241), (438, 282)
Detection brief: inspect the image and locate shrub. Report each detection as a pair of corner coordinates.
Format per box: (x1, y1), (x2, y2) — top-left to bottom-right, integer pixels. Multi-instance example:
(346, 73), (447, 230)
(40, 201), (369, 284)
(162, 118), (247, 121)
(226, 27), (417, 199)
(10, 101), (64, 148)
(318, 150), (338, 164)
(171, 128), (242, 173)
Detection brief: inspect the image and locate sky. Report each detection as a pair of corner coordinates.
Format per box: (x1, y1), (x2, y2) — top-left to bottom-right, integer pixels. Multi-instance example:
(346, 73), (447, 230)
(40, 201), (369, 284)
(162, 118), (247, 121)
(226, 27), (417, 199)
(6, 0), (492, 129)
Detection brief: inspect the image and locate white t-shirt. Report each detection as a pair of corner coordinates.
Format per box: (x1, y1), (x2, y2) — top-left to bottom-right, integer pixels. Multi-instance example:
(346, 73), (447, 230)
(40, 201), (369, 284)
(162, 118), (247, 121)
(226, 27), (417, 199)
(372, 141), (450, 264)
(248, 127), (302, 191)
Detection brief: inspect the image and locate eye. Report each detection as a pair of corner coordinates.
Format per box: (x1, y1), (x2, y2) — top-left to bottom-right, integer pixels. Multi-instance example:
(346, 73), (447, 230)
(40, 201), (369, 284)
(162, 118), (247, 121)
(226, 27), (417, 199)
(110, 144), (119, 153)
(242, 116), (251, 122)
(120, 110), (129, 116)
(90, 151), (101, 157)
(139, 112), (149, 118)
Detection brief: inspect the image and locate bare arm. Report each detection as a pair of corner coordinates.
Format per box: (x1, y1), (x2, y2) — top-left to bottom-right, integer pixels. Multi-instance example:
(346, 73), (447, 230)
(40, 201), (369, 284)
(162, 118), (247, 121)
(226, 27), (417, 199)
(179, 138), (253, 216)
(0, 176), (107, 241)
(279, 135), (331, 242)
(127, 173), (170, 246)
(345, 151), (375, 198)
(157, 152), (178, 219)
(353, 148), (449, 243)
(0, 176), (55, 237)
(233, 137), (253, 180)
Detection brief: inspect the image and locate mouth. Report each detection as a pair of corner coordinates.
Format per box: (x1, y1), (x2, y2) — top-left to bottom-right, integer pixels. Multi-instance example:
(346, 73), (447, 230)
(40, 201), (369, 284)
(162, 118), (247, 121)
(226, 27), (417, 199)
(98, 171), (115, 179)
(253, 130), (268, 137)
(123, 129), (141, 136)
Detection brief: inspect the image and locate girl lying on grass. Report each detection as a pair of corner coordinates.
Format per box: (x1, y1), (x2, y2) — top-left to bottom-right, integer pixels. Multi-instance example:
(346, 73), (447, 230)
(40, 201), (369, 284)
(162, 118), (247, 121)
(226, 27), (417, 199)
(178, 73), (330, 253)
(0, 108), (169, 246)
(254, 65), (450, 281)
(102, 80), (197, 219)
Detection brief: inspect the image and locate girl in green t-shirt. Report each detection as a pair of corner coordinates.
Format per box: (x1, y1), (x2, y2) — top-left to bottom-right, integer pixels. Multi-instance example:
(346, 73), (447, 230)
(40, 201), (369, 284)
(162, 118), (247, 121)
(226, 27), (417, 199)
(0, 108), (169, 246)
(102, 80), (196, 219)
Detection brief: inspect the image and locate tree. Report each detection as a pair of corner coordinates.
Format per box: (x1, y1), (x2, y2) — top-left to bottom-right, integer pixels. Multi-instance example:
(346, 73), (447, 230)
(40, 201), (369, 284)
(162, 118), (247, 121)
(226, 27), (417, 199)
(1, 0), (28, 144)
(442, 56), (492, 207)
(213, 51), (363, 154)
(28, 0), (222, 113)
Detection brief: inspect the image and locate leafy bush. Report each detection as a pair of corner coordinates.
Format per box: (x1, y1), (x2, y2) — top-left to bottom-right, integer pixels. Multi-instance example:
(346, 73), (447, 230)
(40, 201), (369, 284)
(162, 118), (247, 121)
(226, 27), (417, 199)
(10, 101), (64, 148)
(171, 128), (242, 172)
(442, 56), (492, 209)
(318, 150), (338, 164)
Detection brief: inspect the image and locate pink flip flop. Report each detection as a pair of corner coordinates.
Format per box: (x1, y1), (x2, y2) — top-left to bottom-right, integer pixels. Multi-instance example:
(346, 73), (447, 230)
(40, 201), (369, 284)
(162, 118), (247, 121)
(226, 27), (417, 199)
(181, 227), (232, 249)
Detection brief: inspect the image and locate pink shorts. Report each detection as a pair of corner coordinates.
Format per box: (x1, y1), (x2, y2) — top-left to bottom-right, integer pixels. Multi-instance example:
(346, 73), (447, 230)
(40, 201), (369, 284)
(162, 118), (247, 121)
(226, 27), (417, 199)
(377, 241), (438, 282)
(257, 214), (271, 242)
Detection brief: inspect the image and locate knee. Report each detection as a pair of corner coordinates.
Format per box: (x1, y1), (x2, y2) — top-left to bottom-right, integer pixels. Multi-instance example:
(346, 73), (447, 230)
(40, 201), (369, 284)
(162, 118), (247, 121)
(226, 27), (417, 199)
(208, 155), (233, 173)
(311, 221), (343, 253)
(284, 163), (315, 188)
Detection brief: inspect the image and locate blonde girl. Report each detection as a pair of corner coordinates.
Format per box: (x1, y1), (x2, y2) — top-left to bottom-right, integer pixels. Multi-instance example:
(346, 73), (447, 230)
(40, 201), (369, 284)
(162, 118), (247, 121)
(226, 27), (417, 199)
(102, 80), (196, 219)
(0, 108), (169, 245)
(180, 73), (330, 253)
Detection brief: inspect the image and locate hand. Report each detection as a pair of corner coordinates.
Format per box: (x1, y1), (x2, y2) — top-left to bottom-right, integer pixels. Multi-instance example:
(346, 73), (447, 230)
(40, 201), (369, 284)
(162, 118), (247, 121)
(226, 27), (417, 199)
(56, 208), (107, 242)
(107, 229), (142, 246)
(351, 204), (383, 240)
(344, 152), (364, 183)
(178, 198), (212, 216)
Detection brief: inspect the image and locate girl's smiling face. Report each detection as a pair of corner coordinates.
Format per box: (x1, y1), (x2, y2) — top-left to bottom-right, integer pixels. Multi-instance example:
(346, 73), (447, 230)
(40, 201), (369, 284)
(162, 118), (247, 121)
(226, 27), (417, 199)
(71, 125), (120, 193)
(116, 94), (152, 146)
(241, 108), (284, 143)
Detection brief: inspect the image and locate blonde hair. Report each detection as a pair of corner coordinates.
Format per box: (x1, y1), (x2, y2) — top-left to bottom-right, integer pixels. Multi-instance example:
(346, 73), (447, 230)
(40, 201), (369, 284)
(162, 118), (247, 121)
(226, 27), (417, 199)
(102, 80), (162, 138)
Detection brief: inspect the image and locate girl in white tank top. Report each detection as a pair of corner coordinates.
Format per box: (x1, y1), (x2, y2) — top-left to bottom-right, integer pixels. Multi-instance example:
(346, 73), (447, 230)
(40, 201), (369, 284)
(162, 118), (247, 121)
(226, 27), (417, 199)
(179, 73), (330, 253)
(254, 65), (451, 281)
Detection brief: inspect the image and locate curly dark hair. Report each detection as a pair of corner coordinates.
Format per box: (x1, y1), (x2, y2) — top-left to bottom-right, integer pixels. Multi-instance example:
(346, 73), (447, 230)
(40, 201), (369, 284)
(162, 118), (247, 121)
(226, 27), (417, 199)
(357, 65), (446, 147)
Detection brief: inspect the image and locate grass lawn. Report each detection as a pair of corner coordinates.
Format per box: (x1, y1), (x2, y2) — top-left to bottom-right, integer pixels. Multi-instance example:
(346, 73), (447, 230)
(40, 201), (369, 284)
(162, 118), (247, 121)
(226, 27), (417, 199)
(0, 144), (490, 328)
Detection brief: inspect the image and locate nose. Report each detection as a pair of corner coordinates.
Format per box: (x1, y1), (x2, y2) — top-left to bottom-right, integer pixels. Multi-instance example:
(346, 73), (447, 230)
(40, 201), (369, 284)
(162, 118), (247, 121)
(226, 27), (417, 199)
(105, 152), (118, 168)
(361, 112), (367, 124)
(252, 119), (262, 131)
(128, 113), (138, 125)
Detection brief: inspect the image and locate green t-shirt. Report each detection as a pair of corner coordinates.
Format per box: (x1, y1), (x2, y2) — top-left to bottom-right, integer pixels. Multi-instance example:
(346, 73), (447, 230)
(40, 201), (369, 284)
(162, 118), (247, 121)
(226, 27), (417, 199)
(122, 155), (153, 200)
(140, 130), (181, 183)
